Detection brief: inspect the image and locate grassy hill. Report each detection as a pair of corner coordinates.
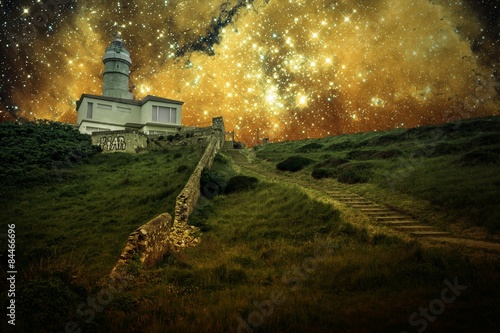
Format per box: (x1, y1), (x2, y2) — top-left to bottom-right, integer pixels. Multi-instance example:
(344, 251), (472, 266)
(1, 118), (499, 332)
(64, 153), (500, 333)
(254, 116), (500, 234)
(0, 121), (205, 332)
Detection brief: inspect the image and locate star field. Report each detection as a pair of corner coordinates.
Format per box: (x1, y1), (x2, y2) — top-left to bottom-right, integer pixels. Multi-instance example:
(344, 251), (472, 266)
(1, 0), (499, 144)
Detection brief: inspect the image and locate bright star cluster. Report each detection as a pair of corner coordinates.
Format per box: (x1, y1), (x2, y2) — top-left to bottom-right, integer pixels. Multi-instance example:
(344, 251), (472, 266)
(1, 0), (499, 144)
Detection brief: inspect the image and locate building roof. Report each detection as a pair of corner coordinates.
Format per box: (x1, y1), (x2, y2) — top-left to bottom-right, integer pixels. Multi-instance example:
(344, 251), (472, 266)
(76, 94), (184, 110)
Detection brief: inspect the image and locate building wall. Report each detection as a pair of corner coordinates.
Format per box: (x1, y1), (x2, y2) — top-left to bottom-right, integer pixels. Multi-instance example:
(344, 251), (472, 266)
(140, 100), (182, 127)
(78, 120), (125, 134)
(141, 124), (181, 135)
(102, 60), (133, 99)
(76, 97), (141, 132)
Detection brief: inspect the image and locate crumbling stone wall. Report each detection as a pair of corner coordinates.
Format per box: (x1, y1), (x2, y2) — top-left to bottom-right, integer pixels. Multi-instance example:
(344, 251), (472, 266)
(110, 125), (223, 281)
(147, 127), (216, 150)
(92, 130), (148, 153)
(174, 133), (221, 226)
(110, 213), (172, 280)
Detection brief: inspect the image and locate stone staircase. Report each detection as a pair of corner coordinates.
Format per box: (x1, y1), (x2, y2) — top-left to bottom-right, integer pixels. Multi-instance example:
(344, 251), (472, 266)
(224, 149), (500, 253)
(324, 190), (450, 237)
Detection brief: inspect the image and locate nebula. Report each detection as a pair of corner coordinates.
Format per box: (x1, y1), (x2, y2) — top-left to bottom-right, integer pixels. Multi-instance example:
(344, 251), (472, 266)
(1, 0), (499, 144)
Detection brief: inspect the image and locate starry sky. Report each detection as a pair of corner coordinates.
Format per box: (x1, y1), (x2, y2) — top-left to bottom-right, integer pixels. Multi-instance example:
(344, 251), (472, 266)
(1, 0), (499, 144)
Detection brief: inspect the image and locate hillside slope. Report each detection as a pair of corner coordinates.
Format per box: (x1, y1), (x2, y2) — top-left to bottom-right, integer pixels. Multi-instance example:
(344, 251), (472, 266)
(254, 116), (500, 234)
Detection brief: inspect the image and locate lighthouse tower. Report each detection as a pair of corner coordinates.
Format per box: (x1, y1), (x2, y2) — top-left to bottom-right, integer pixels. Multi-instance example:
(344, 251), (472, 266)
(102, 36), (133, 99)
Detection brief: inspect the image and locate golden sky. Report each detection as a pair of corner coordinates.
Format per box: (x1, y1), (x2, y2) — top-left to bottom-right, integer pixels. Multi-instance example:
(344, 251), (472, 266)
(1, 0), (499, 144)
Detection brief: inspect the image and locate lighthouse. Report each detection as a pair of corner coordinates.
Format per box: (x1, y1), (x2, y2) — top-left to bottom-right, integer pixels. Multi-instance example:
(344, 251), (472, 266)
(102, 36), (133, 99)
(76, 35), (184, 136)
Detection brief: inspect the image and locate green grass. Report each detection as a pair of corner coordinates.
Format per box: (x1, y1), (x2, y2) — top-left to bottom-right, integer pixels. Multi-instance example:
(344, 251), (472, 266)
(0, 147), (204, 285)
(255, 116), (500, 233)
(84, 162), (499, 332)
(2, 117), (500, 332)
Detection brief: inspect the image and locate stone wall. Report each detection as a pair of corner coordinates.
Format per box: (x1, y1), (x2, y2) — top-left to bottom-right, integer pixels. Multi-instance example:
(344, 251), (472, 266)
(109, 122), (223, 281)
(110, 213), (172, 280)
(174, 133), (222, 226)
(92, 130), (148, 153)
(147, 127), (216, 150)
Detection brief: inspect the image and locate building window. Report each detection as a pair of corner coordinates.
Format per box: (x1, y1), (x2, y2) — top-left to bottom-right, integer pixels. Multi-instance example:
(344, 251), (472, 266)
(152, 106), (177, 124)
(87, 102), (93, 119)
(117, 106), (131, 113)
(97, 103), (112, 110)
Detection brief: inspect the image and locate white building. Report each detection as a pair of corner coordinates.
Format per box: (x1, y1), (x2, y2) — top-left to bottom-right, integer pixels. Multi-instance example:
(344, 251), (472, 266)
(76, 36), (184, 135)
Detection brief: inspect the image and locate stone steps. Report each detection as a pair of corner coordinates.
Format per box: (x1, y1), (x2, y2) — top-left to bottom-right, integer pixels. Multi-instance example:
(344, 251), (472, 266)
(411, 231), (452, 237)
(394, 225), (436, 231)
(380, 220), (419, 226)
(323, 189), (451, 238)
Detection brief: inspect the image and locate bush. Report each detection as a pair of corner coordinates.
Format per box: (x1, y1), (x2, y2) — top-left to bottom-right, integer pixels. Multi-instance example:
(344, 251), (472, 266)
(311, 168), (332, 179)
(200, 169), (226, 198)
(337, 163), (373, 184)
(276, 156), (313, 172)
(225, 175), (259, 194)
(457, 149), (500, 166)
(314, 157), (349, 169)
(296, 142), (323, 152)
(326, 140), (359, 151)
(0, 120), (97, 185)
(466, 133), (500, 149)
(412, 143), (461, 158)
(365, 133), (405, 146)
(176, 164), (189, 173)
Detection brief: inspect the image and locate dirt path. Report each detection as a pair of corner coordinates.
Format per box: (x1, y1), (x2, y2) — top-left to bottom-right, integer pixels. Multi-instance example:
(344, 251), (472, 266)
(225, 148), (500, 254)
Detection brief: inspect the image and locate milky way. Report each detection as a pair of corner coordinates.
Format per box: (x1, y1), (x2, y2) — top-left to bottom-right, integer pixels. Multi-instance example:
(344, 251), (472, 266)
(1, 0), (499, 144)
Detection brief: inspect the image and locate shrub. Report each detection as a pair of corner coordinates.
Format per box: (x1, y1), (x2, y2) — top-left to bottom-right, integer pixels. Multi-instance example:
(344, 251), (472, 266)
(457, 149), (500, 166)
(296, 142), (323, 152)
(326, 140), (358, 151)
(366, 133), (405, 146)
(466, 133), (500, 149)
(412, 143), (461, 158)
(311, 168), (332, 179)
(0, 120), (97, 185)
(176, 164), (189, 173)
(346, 149), (378, 160)
(337, 163), (373, 184)
(314, 157), (349, 169)
(167, 135), (174, 142)
(225, 175), (258, 194)
(276, 156), (313, 172)
(200, 169), (226, 198)
(371, 149), (403, 159)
